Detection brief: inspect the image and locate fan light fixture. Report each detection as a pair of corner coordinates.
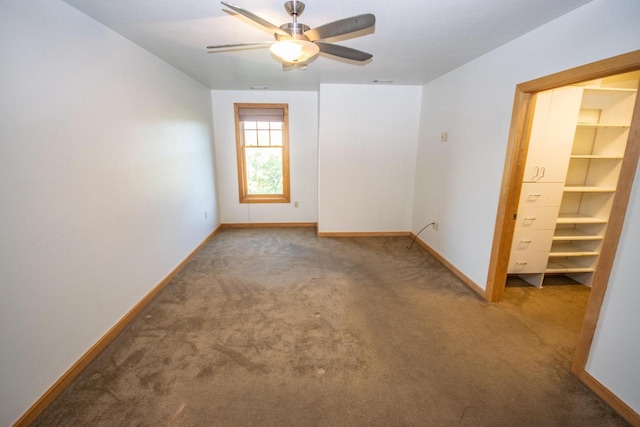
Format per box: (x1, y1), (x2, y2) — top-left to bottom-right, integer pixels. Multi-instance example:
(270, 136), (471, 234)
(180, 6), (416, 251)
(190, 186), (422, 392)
(270, 39), (319, 63)
(209, 2), (375, 68)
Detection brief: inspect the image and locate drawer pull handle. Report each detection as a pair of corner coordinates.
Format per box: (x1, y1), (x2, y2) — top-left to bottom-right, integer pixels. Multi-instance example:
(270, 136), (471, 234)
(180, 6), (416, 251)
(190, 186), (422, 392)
(523, 217), (536, 221)
(516, 262), (528, 265)
(528, 194), (542, 198)
(540, 167), (546, 178)
(520, 240), (532, 243)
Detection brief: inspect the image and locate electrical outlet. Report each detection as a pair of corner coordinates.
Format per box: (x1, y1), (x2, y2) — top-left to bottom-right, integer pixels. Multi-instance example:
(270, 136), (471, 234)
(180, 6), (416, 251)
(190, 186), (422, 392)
(433, 221), (438, 231)
(204, 211), (207, 219)
(294, 201), (299, 208)
(440, 132), (448, 142)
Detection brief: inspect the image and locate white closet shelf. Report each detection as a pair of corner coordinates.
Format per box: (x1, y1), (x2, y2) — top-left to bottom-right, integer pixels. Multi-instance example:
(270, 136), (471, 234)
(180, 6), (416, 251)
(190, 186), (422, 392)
(576, 123), (630, 128)
(553, 229), (603, 240)
(557, 214), (608, 224)
(549, 242), (599, 256)
(582, 86), (638, 92)
(546, 259), (596, 274)
(570, 154), (624, 159)
(563, 186), (617, 192)
(549, 251), (599, 257)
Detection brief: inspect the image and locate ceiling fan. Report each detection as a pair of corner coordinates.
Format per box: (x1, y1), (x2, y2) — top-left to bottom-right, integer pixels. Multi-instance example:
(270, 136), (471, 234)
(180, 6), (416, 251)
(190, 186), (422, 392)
(207, 1), (376, 69)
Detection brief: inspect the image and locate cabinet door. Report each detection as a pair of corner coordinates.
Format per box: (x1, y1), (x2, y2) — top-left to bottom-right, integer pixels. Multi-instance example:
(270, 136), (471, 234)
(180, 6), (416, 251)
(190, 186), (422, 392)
(523, 87), (583, 182)
(538, 86), (583, 181)
(523, 91), (552, 182)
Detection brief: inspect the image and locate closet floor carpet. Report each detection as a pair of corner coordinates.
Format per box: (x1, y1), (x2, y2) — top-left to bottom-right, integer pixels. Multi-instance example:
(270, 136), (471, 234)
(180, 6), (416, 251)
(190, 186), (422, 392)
(33, 227), (628, 426)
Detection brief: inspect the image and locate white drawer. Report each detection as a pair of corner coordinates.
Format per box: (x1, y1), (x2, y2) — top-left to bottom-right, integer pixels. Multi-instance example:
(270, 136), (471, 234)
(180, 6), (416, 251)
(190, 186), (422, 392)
(515, 206), (560, 230)
(518, 183), (564, 208)
(511, 229), (554, 253)
(507, 252), (548, 274)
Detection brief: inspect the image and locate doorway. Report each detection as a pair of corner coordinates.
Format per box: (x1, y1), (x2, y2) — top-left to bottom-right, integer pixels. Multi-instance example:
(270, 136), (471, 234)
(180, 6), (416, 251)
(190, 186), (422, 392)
(485, 50), (640, 420)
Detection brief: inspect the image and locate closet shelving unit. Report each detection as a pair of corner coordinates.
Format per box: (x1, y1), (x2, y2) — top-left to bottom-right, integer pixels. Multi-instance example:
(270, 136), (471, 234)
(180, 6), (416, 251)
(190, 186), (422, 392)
(508, 74), (638, 288)
(551, 86), (636, 285)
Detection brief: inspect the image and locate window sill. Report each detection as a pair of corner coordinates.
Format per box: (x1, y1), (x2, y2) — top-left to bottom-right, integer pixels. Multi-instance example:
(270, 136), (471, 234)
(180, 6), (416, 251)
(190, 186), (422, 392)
(240, 194), (290, 204)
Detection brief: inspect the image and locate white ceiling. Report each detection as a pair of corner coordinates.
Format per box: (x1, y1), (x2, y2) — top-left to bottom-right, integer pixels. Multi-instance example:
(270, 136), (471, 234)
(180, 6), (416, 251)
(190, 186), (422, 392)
(62, 0), (595, 91)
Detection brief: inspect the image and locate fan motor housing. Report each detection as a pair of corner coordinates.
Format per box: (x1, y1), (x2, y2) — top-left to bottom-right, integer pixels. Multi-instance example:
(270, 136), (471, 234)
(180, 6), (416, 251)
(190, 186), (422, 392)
(284, 1), (305, 17)
(278, 22), (311, 40)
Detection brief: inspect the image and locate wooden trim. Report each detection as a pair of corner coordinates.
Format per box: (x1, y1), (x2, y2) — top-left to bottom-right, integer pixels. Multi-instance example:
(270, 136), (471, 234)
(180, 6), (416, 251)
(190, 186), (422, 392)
(234, 103), (247, 203)
(573, 369), (640, 426)
(317, 231), (412, 237)
(411, 234), (486, 300)
(234, 103), (290, 204)
(573, 79), (640, 373)
(221, 222), (317, 229)
(239, 194), (291, 203)
(519, 50), (640, 93)
(13, 225), (223, 427)
(485, 89), (535, 302)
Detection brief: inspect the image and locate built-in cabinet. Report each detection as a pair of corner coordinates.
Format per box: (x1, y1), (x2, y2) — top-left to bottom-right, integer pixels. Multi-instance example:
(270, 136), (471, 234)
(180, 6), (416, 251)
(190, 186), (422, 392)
(508, 73), (639, 288)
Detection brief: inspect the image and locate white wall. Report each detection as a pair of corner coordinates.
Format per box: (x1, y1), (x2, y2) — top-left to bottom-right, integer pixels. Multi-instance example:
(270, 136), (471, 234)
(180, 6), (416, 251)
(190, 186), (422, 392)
(318, 84), (422, 233)
(211, 90), (318, 224)
(0, 1), (219, 425)
(412, 0), (639, 413)
(586, 159), (640, 410)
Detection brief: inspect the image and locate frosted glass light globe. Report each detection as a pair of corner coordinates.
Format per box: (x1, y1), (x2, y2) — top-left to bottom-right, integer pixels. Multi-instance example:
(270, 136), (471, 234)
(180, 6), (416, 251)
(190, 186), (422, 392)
(270, 40), (319, 63)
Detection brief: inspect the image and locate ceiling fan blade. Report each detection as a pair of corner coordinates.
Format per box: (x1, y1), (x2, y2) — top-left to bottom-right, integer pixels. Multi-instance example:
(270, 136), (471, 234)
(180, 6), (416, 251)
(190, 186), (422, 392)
(221, 2), (290, 38)
(207, 41), (274, 50)
(305, 14), (375, 41)
(315, 42), (372, 62)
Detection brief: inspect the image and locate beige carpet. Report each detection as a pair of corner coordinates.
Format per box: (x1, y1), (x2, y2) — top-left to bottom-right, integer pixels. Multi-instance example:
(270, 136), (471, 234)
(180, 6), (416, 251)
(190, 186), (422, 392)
(33, 227), (628, 426)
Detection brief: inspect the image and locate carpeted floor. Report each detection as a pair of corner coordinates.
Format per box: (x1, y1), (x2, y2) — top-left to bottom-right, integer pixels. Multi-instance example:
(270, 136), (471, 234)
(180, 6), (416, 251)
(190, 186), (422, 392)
(33, 227), (628, 426)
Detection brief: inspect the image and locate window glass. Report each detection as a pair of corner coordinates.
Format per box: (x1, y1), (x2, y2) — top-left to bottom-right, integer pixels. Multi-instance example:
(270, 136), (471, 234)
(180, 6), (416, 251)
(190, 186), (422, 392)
(245, 148), (283, 194)
(271, 130), (283, 146)
(257, 130), (270, 146)
(244, 129), (256, 146)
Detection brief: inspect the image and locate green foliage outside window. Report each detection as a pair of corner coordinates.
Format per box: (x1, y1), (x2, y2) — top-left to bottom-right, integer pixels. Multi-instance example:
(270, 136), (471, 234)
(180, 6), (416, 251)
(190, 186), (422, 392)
(245, 148), (283, 194)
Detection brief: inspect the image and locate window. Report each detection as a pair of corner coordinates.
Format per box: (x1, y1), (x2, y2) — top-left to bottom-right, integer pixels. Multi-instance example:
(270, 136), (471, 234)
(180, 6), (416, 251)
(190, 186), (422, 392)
(234, 103), (290, 203)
